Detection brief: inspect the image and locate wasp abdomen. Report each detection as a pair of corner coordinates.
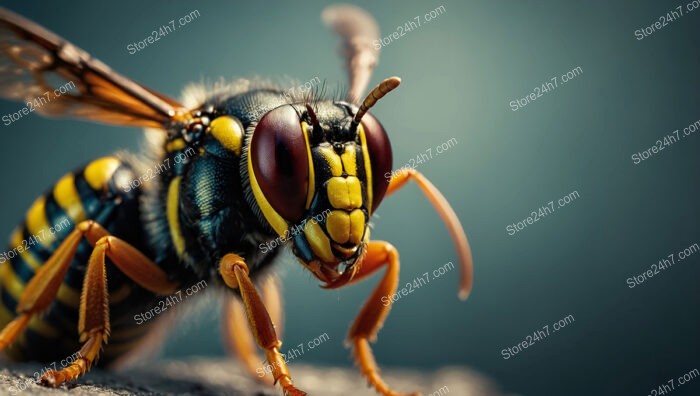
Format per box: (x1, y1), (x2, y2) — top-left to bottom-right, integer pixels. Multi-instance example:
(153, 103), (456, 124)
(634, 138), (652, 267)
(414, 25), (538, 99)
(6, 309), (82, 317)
(0, 156), (160, 364)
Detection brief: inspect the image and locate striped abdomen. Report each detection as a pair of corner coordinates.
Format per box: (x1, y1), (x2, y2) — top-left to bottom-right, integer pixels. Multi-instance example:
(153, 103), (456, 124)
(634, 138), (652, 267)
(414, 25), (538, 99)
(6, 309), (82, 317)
(0, 156), (161, 364)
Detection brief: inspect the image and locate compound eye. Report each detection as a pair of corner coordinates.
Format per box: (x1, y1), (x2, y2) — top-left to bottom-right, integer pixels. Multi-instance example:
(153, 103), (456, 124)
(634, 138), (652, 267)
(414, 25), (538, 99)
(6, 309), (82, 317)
(361, 113), (392, 213)
(251, 106), (309, 222)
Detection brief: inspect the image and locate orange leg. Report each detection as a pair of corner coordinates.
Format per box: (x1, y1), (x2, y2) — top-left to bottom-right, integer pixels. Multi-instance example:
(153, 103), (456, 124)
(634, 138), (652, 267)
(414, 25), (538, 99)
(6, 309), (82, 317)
(328, 240), (419, 396)
(386, 168), (473, 300)
(0, 229), (84, 349)
(222, 275), (283, 385)
(0, 220), (179, 387)
(219, 254), (305, 396)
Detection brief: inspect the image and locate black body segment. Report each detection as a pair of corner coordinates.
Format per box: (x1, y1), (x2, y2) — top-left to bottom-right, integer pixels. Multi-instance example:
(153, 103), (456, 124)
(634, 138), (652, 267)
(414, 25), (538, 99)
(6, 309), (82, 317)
(0, 156), (164, 363)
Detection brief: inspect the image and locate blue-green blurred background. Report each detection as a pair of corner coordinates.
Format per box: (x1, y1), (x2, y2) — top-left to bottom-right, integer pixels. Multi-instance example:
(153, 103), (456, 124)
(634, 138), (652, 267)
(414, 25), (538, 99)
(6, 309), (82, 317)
(2, 1), (700, 395)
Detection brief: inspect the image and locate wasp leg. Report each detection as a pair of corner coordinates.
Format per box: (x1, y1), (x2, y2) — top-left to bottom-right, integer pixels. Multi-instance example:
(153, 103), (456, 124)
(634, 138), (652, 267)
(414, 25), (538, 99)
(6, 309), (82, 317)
(386, 168), (473, 300)
(219, 254), (305, 396)
(328, 240), (418, 396)
(0, 225), (86, 349)
(16, 220), (179, 387)
(223, 275), (283, 385)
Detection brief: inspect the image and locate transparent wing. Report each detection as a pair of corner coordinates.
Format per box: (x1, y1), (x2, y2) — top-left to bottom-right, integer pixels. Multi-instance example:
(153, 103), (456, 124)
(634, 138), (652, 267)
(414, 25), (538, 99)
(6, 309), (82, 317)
(0, 7), (189, 128)
(322, 4), (381, 104)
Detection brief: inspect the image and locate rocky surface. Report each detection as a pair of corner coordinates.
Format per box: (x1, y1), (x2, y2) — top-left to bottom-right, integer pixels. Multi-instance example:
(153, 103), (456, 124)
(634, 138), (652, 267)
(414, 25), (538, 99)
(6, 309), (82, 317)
(0, 358), (504, 396)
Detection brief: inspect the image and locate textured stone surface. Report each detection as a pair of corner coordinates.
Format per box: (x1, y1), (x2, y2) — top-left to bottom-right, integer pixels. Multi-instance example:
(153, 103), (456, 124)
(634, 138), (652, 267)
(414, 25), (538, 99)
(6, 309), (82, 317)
(0, 358), (504, 396)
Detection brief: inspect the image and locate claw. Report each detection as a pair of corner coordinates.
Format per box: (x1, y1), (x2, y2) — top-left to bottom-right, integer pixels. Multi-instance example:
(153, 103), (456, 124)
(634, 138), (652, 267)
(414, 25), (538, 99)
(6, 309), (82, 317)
(283, 387), (308, 396)
(39, 370), (62, 388)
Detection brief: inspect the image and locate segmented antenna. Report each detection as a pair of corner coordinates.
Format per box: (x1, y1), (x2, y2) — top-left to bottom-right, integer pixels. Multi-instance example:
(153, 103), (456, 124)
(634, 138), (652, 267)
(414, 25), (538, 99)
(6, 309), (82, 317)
(305, 103), (320, 127)
(351, 76), (401, 128)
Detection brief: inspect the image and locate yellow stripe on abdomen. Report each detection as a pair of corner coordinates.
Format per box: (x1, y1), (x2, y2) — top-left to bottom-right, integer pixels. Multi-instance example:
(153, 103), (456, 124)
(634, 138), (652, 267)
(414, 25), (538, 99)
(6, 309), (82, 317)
(0, 262), (60, 337)
(10, 229), (41, 271)
(0, 256), (79, 310)
(53, 173), (86, 223)
(84, 157), (122, 192)
(25, 196), (55, 249)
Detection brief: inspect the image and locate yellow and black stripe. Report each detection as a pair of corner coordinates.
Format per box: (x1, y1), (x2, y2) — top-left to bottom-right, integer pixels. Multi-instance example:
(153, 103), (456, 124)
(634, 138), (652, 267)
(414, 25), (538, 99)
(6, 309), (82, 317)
(0, 156), (160, 363)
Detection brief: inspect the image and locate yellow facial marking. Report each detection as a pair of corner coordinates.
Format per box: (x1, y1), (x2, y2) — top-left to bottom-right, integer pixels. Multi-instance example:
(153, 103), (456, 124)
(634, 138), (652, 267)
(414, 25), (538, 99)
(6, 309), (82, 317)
(53, 173), (85, 223)
(341, 145), (357, 176)
(319, 146), (343, 177)
(209, 116), (244, 156)
(247, 147), (288, 237)
(84, 157), (121, 191)
(166, 138), (187, 152)
(26, 196), (54, 248)
(349, 209), (366, 244)
(327, 176), (363, 210)
(358, 125), (373, 209)
(166, 177), (186, 256)
(326, 210), (350, 244)
(304, 219), (335, 262)
(325, 208), (366, 245)
(302, 122), (315, 209)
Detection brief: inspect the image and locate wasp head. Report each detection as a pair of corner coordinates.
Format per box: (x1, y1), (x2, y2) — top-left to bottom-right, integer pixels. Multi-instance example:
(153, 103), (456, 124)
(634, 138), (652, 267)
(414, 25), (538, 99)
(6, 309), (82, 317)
(246, 98), (393, 283)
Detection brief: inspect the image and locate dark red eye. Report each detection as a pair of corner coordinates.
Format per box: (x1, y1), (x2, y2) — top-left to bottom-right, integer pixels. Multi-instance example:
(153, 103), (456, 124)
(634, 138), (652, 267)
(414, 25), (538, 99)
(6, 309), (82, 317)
(251, 105), (309, 222)
(361, 113), (392, 213)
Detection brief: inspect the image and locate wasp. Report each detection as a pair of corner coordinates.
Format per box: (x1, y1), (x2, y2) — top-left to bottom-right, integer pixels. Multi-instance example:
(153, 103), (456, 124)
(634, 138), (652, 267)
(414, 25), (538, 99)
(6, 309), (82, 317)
(0, 4), (473, 396)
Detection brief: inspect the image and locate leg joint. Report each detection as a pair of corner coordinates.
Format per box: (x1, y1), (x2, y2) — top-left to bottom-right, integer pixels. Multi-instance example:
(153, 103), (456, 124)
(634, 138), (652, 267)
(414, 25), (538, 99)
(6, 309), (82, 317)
(76, 220), (96, 233)
(94, 235), (113, 250)
(384, 243), (399, 262)
(76, 220), (110, 246)
(219, 254), (249, 289)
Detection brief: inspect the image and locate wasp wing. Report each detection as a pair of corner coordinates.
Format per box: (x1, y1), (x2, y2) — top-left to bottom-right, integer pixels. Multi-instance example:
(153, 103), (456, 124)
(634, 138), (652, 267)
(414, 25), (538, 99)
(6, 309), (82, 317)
(0, 7), (188, 129)
(322, 4), (380, 104)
